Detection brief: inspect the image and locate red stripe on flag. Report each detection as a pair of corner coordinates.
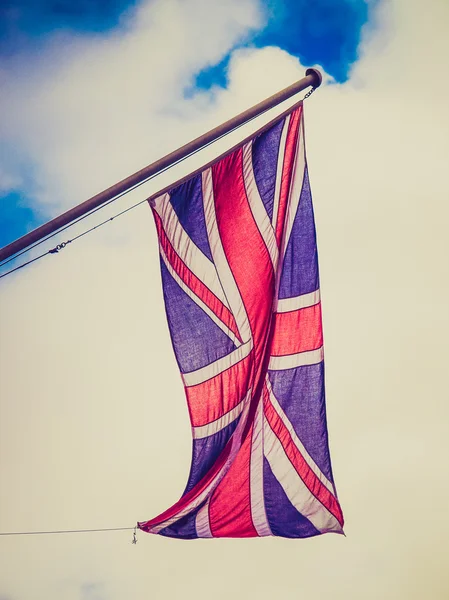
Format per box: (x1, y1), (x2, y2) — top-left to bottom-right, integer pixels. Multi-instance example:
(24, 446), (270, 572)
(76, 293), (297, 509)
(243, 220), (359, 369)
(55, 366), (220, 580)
(154, 211), (242, 343)
(263, 387), (344, 527)
(206, 144), (277, 537)
(209, 425), (258, 537)
(212, 149), (275, 389)
(275, 106), (302, 246)
(270, 303), (323, 356)
(185, 351), (252, 427)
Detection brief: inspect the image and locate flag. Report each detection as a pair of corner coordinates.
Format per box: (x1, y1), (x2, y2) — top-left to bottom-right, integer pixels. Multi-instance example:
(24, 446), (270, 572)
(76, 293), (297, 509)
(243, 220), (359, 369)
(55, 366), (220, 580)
(138, 103), (344, 539)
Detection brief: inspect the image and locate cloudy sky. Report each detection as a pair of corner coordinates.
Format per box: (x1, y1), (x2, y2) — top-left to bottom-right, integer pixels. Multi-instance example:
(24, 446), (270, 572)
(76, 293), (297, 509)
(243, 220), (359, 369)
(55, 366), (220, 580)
(1, 0), (449, 599)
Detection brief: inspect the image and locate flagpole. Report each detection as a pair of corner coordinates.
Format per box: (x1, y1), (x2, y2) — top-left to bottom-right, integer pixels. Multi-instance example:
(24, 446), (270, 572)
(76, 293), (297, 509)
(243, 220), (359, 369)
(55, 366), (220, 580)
(0, 68), (322, 264)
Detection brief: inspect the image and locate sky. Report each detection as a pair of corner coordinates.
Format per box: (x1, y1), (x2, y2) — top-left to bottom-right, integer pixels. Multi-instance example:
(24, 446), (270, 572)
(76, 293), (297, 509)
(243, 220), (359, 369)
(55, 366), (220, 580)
(1, 0), (449, 599)
(0, 0), (375, 248)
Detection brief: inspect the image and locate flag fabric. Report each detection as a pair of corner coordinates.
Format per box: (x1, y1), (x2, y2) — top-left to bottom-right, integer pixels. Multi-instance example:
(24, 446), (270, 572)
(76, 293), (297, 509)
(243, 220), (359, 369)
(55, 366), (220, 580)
(138, 103), (344, 539)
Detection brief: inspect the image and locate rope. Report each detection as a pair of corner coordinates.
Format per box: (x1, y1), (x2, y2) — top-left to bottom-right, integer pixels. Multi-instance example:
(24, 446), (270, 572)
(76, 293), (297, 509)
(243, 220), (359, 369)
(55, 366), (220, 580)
(0, 250), (51, 279)
(0, 527), (135, 536)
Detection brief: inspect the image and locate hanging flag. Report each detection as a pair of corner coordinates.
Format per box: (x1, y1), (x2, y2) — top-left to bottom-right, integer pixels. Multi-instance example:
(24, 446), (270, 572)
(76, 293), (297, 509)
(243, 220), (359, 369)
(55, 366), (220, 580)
(138, 103), (344, 539)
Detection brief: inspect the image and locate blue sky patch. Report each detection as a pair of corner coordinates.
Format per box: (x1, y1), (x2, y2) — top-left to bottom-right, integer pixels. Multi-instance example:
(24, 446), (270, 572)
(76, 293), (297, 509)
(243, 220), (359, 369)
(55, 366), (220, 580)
(255, 0), (374, 82)
(0, 191), (40, 248)
(0, 0), (137, 55)
(194, 55), (229, 91)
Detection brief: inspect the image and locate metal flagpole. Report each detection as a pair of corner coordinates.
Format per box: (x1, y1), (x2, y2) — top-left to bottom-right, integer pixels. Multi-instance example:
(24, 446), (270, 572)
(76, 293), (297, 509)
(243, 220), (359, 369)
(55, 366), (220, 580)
(0, 68), (322, 264)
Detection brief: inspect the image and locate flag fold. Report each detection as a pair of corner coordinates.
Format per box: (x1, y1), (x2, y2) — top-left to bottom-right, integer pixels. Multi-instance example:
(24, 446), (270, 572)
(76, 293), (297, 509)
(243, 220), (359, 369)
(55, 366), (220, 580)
(138, 104), (344, 539)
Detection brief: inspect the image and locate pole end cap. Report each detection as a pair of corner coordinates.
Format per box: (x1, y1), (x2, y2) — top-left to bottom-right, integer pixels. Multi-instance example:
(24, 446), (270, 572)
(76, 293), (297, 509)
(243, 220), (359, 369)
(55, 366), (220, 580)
(306, 68), (323, 88)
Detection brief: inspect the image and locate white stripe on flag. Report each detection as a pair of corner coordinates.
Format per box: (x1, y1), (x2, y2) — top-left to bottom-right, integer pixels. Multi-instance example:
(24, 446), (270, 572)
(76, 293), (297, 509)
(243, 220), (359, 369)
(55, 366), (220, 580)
(268, 347), (324, 371)
(192, 394), (247, 439)
(271, 115), (290, 229)
(280, 117), (306, 261)
(264, 419), (343, 534)
(242, 142), (279, 271)
(195, 500), (213, 538)
(276, 289), (320, 313)
(202, 169), (252, 344)
(153, 193), (231, 309)
(250, 399), (272, 537)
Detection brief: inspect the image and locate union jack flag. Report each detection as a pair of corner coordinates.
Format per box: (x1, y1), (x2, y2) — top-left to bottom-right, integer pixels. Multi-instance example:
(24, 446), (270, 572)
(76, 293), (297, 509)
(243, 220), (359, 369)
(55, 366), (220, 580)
(138, 103), (344, 539)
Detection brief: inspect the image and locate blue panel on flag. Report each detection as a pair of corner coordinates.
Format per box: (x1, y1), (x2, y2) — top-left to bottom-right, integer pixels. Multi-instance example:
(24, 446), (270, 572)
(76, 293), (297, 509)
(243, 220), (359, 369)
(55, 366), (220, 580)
(183, 418), (240, 494)
(263, 458), (320, 538)
(268, 362), (334, 483)
(169, 175), (213, 261)
(279, 168), (319, 298)
(252, 119), (284, 220)
(158, 505), (202, 539)
(161, 260), (236, 373)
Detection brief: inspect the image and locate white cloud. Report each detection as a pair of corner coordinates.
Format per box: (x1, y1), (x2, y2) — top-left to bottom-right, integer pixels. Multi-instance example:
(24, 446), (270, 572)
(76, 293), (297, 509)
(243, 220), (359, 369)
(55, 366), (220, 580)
(0, 0), (264, 212)
(0, 167), (22, 195)
(1, 0), (449, 599)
